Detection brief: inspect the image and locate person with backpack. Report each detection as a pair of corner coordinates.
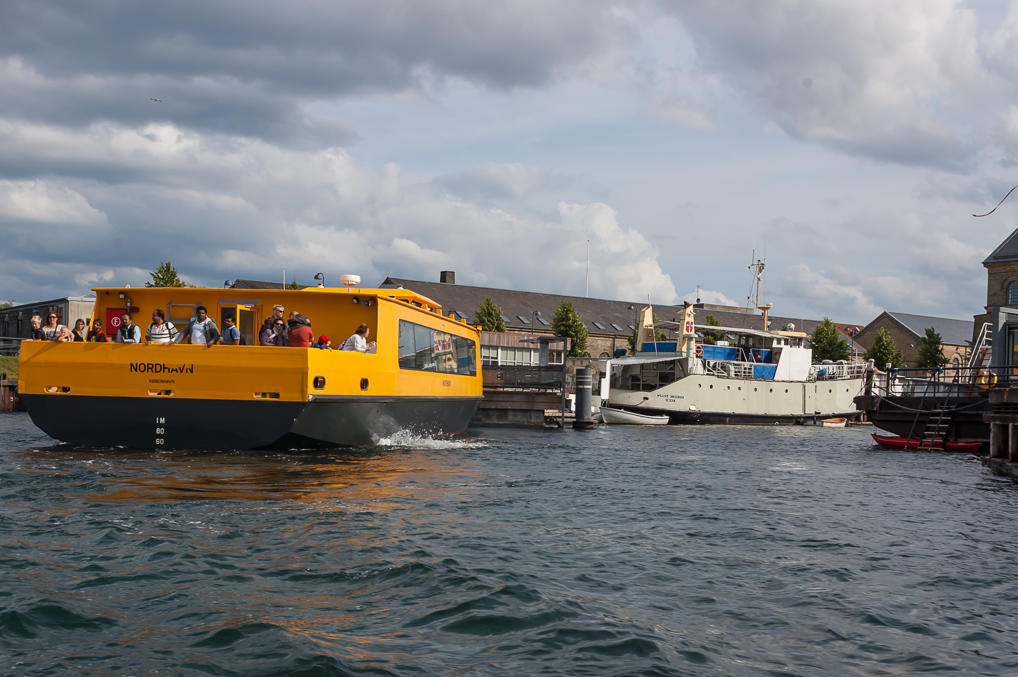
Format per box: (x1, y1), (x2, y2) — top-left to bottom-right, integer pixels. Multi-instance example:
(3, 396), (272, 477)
(222, 315), (242, 345)
(146, 309), (178, 344)
(117, 313), (142, 343)
(286, 312), (313, 348)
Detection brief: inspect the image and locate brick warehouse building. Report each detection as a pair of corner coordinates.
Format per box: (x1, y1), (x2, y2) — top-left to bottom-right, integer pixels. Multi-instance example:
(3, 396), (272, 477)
(852, 311), (973, 368)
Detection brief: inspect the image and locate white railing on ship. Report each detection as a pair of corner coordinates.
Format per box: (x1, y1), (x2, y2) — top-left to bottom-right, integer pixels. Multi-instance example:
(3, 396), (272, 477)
(702, 359), (866, 381)
(702, 360), (754, 378)
(808, 362), (868, 382)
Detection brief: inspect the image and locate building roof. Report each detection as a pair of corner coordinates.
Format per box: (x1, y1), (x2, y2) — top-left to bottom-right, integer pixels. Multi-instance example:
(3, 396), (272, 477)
(885, 311), (973, 346)
(380, 276), (868, 352)
(0, 296), (94, 313)
(983, 226), (1018, 265)
(231, 279), (288, 290)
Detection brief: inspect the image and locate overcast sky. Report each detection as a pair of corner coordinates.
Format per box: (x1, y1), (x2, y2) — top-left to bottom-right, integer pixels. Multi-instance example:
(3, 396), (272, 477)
(2, 0), (1018, 323)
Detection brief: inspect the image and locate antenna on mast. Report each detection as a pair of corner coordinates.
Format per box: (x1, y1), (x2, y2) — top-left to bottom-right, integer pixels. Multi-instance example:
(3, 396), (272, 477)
(748, 252), (772, 332)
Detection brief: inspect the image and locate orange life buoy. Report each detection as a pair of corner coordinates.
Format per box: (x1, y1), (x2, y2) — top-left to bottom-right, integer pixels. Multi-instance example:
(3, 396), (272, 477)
(695, 344), (703, 357)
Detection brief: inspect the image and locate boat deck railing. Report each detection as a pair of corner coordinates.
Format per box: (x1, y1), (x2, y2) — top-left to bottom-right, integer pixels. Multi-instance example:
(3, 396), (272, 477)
(702, 360), (755, 379)
(699, 358), (867, 381)
(869, 365), (1017, 398)
(809, 362), (869, 381)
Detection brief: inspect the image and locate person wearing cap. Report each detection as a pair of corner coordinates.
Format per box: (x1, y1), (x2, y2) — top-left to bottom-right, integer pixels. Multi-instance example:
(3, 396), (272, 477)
(315, 335), (332, 350)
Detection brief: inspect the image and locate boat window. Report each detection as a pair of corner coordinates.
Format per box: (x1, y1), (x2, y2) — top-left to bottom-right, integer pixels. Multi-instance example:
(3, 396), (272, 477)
(398, 320), (477, 376)
(167, 303), (196, 330)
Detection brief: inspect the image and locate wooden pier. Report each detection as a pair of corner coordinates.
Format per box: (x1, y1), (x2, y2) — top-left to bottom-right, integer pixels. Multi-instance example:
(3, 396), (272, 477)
(471, 364), (568, 428)
(0, 375), (20, 412)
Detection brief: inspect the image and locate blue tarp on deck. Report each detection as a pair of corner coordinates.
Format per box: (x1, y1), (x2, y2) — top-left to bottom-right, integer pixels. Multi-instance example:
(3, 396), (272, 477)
(641, 342), (678, 352)
(752, 364), (777, 379)
(700, 345), (738, 361)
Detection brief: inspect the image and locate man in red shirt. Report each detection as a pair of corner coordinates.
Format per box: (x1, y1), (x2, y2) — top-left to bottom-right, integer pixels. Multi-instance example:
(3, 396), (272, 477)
(286, 313), (314, 348)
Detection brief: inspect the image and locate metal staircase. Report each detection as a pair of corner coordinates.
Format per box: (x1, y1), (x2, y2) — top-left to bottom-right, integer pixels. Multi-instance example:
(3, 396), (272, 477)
(907, 378), (952, 451)
(918, 403), (952, 451)
(969, 322), (993, 371)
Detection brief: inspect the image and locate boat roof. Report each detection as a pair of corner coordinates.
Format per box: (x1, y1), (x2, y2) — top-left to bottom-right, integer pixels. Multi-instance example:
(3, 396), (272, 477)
(91, 285), (443, 309)
(610, 354), (682, 366)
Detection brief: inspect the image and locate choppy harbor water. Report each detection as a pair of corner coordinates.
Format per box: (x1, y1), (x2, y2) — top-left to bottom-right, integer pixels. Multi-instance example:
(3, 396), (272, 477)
(2, 412), (1018, 676)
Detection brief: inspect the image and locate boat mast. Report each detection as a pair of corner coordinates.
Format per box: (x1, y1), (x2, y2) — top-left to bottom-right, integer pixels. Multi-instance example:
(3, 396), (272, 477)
(748, 255), (772, 332)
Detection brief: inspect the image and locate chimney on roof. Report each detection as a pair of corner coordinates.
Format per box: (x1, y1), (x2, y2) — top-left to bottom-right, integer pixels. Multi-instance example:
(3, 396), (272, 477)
(440, 271), (456, 284)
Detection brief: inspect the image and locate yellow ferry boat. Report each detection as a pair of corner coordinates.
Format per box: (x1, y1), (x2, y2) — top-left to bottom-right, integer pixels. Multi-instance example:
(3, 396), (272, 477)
(18, 283), (482, 449)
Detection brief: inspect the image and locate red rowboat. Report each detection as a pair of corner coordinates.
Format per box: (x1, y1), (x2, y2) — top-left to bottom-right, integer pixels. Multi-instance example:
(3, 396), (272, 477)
(871, 433), (983, 453)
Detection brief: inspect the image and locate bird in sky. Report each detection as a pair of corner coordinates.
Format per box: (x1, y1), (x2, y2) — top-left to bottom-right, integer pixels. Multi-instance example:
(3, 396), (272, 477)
(150, 97), (162, 102)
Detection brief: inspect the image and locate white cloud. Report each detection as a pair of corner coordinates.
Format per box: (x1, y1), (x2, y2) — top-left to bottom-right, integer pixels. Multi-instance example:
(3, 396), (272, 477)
(780, 264), (882, 322)
(0, 179), (107, 226)
(679, 288), (740, 307)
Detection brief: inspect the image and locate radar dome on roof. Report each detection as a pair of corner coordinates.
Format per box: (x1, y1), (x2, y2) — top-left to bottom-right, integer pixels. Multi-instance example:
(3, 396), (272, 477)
(339, 274), (361, 288)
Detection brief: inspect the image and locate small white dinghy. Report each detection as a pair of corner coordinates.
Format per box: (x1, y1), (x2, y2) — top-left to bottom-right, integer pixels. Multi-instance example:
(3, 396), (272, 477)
(821, 417), (847, 428)
(599, 406), (670, 425)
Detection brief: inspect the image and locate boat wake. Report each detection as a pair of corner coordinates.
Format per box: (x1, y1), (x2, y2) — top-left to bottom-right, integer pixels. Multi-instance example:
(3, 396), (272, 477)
(373, 429), (489, 450)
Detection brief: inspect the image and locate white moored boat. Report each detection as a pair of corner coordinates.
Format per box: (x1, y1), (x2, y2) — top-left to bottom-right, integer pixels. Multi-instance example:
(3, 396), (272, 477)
(599, 406), (670, 425)
(604, 261), (866, 425)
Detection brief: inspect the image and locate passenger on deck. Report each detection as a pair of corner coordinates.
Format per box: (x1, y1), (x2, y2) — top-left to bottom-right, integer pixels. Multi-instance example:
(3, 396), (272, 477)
(315, 335), (332, 350)
(42, 312), (71, 341)
(117, 313), (142, 343)
(146, 309), (178, 344)
(258, 318), (276, 346)
(222, 315), (242, 345)
(341, 324), (375, 353)
(86, 319), (108, 342)
(30, 315), (44, 340)
(272, 304), (285, 325)
(71, 319), (87, 342)
(184, 305), (220, 347)
(286, 313), (313, 348)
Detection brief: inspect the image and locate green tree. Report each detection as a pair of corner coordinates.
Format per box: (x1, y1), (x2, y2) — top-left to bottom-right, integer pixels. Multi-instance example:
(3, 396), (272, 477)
(0, 299), (13, 310)
(552, 302), (588, 357)
(703, 314), (723, 345)
(286, 279), (301, 289)
(145, 261), (187, 287)
(810, 318), (850, 362)
(473, 297), (506, 332)
(864, 327), (904, 369)
(916, 327), (950, 370)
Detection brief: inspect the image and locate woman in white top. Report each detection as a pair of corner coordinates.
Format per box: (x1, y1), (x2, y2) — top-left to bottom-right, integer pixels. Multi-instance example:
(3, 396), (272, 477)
(341, 324), (376, 352)
(41, 312), (71, 341)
